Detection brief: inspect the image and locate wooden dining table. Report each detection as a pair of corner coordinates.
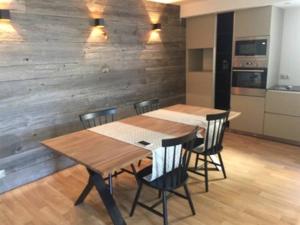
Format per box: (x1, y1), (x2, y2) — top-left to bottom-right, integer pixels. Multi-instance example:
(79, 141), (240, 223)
(41, 104), (240, 225)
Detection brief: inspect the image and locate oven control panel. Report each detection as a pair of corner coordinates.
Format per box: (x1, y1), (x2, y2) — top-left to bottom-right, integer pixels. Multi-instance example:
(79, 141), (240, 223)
(233, 57), (268, 68)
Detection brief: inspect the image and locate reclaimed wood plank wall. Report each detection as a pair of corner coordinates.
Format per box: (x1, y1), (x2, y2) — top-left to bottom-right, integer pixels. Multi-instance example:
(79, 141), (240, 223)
(0, 0), (185, 193)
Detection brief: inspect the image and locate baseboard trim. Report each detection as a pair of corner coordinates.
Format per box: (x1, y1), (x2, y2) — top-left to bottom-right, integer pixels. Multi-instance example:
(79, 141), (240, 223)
(228, 129), (300, 147)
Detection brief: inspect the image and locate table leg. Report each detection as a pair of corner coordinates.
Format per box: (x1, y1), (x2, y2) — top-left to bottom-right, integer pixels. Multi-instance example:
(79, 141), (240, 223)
(75, 176), (94, 206)
(88, 169), (127, 225)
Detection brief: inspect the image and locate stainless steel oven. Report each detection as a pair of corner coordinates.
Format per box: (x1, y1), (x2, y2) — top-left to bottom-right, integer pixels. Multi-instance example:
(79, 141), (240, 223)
(235, 37), (268, 57)
(232, 68), (267, 97)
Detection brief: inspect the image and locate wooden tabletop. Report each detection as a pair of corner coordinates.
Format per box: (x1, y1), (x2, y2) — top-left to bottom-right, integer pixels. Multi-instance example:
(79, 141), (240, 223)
(42, 104), (241, 175)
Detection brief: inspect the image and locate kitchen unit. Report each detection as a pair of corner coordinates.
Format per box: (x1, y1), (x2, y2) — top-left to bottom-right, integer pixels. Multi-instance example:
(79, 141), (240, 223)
(230, 6), (284, 135)
(186, 5), (299, 144)
(186, 14), (215, 108)
(186, 12), (234, 110)
(215, 12), (234, 110)
(264, 89), (300, 143)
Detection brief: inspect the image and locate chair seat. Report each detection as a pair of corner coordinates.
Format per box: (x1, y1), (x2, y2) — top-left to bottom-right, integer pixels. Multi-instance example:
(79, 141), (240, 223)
(191, 144), (205, 154)
(137, 165), (188, 191)
(190, 137), (205, 154)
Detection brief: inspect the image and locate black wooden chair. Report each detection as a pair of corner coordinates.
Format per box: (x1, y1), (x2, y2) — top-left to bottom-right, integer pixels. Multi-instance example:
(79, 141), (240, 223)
(79, 107), (117, 129)
(79, 107), (117, 194)
(134, 99), (160, 115)
(130, 128), (198, 225)
(189, 111), (230, 192)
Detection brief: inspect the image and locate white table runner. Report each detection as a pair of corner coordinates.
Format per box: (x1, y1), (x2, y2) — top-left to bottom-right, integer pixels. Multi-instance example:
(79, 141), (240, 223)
(143, 109), (208, 128)
(89, 122), (181, 181)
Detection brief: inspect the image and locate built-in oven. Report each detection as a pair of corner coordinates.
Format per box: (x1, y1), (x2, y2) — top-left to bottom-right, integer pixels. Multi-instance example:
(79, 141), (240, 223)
(235, 37), (268, 57)
(231, 68), (267, 97)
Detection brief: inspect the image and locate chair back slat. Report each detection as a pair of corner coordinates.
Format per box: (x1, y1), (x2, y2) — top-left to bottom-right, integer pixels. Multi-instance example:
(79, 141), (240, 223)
(160, 127), (198, 188)
(79, 107), (117, 129)
(204, 111), (230, 155)
(134, 99), (160, 115)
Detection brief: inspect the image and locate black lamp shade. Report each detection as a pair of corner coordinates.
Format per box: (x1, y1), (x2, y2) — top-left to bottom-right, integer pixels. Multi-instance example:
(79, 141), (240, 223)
(90, 18), (105, 27)
(0, 9), (10, 20)
(152, 23), (161, 31)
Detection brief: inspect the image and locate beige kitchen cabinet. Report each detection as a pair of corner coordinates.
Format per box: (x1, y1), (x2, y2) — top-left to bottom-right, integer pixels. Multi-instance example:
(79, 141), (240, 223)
(265, 91), (300, 116)
(264, 113), (300, 142)
(264, 90), (300, 142)
(230, 95), (265, 134)
(186, 14), (216, 108)
(234, 6), (272, 37)
(186, 14), (216, 49)
(186, 72), (213, 107)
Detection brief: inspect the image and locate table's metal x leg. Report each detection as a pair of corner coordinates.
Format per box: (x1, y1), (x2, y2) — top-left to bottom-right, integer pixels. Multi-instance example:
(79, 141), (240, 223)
(88, 169), (127, 225)
(75, 168), (126, 225)
(75, 175), (94, 206)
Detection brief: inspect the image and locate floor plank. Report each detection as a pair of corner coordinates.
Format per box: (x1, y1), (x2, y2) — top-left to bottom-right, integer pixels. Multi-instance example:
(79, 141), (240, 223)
(1, 132), (300, 225)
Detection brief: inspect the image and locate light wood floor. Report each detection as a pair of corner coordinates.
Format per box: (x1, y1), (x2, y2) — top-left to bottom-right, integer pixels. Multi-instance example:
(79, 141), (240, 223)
(1, 132), (300, 225)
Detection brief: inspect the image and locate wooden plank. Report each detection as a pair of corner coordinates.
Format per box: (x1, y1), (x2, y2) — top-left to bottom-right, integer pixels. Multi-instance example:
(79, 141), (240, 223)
(0, 0), (185, 194)
(2, 133), (300, 224)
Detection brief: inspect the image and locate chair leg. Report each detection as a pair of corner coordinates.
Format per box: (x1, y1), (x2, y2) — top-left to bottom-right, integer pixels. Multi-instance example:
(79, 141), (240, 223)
(158, 190), (162, 199)
(131, 164), (137, 175)
(183, 184), (196, 215)
(138, 160), (142, 167)
(130, 164), (138, 186)
(209, 155), (219, 170)
(204, 155), (209, 192)
(108, 173), (113, 195)
(218, 153), (227, 179)
(130, 182), (143, 217)
(162, 191), (168, 225)
(194, 153), (199, 170)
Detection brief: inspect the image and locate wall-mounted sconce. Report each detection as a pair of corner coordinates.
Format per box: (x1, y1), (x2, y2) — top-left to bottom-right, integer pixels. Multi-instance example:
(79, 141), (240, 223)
(0, 9), (10, 20)
(90, 18), (105, 27)
(152, 23), (161, 31)
(88, 17), (108, 41)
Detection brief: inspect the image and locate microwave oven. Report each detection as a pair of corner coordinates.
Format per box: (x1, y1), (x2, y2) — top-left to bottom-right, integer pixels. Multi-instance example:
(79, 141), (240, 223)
(235, 37), (268, 57)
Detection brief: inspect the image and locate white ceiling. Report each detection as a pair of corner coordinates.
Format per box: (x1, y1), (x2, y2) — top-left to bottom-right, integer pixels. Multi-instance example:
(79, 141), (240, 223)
(148, 0), (300, 17)
(151, 0), (300, 6)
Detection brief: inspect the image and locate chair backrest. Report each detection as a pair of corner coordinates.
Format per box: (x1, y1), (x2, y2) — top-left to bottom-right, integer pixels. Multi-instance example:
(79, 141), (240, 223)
(134, 99), (160, 115)
(79, 107), (117, 129)
(204, 111), (230, 155)
(160, 127), (198, 188)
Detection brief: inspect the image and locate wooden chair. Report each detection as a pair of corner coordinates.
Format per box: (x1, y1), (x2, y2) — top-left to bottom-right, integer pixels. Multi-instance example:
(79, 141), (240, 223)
(189, 111), (230, 192)
(79, 107), (117, 194)
(134, 99), (160, 115)
(130, 128), (198, 225)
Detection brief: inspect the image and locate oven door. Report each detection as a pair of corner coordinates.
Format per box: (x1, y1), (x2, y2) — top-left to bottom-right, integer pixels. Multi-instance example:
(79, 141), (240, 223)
(235, 39), (268, 56)
(232, 68), (267, 97)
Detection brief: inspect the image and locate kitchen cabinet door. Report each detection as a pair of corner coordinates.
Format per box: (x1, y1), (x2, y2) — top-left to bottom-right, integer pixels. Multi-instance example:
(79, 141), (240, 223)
(186, 72), (214, 107)
(187, 14), (216, 49)
(234, 6), (272, 37)
(266, 91), (300, 116)
(230, 95), (265, 134)
(264, 113), (300, 142)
